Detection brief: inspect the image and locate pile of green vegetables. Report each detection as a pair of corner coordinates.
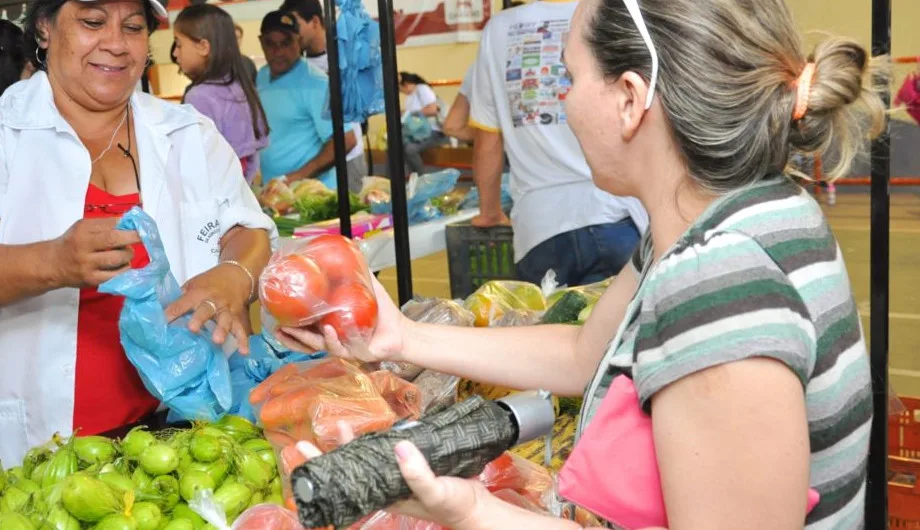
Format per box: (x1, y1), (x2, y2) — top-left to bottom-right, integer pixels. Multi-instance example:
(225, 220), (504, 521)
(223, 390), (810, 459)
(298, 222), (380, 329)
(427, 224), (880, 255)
(0, 416), (282, 530)
(273, 193), (367, 237)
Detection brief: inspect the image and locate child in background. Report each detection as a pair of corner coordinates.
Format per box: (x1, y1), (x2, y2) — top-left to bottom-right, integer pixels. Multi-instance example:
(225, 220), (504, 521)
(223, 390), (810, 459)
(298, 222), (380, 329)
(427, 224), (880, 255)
(174, 4), (269, 184)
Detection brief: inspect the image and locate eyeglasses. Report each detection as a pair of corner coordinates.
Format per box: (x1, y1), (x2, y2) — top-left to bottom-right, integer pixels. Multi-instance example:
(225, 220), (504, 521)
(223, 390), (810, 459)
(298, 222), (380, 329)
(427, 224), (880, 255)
(622, 0), (659, 110)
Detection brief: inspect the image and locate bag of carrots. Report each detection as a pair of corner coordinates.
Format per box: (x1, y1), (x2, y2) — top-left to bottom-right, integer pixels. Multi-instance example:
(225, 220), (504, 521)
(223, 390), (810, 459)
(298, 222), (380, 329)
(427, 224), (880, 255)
(250, 358), (423, 509)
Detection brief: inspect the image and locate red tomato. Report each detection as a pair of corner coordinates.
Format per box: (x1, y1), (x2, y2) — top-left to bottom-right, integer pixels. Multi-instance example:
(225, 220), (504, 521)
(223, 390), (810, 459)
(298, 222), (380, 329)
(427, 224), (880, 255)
(260, 254), (329, 327)
(303, 235), (365, 286)
(319, 282), (378, 341)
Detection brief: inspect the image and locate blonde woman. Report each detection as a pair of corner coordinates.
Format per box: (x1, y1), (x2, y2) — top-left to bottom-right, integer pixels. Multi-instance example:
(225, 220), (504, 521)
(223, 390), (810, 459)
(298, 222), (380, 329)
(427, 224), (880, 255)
(285, 0), (884, 527)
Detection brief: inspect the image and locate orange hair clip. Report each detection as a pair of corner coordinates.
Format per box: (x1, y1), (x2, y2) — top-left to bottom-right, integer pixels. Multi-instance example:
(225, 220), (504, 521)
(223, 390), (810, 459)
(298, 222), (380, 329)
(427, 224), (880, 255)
(792, 63), (816, 121)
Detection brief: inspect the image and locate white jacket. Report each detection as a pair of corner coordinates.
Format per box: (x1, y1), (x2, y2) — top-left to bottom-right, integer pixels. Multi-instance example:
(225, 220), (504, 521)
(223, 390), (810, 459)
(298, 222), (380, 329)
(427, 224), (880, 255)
(0, 72), (277, 464)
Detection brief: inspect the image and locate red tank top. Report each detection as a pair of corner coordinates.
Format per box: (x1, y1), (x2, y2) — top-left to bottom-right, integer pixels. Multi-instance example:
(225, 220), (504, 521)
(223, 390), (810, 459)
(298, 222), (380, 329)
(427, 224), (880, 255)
(73, 184), (160, 435)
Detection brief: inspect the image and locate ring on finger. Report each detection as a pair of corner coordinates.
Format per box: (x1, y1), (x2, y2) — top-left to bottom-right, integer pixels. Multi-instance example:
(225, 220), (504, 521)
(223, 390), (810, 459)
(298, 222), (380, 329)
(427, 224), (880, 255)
(200, 300), (219, 315)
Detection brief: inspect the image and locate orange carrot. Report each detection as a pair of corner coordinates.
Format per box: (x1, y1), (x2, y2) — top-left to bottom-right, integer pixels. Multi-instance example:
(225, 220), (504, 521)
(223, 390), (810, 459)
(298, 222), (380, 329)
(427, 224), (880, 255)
(250, 363), (300, 404)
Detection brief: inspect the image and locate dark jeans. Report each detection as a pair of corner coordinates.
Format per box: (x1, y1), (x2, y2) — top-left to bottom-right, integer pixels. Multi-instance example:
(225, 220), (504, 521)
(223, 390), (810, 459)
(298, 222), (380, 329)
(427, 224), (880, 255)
(516, 219), (641, 287)
(404, 131), (448, 174)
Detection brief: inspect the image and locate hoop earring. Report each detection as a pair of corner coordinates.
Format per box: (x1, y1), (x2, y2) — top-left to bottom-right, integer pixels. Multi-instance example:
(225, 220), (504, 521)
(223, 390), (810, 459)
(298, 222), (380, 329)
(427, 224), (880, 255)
(35, 46), (46, 69)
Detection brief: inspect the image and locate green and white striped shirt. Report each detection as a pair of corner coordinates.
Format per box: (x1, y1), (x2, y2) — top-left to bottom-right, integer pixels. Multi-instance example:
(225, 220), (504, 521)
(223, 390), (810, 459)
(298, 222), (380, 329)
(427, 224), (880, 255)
(585, 176), (871, 529)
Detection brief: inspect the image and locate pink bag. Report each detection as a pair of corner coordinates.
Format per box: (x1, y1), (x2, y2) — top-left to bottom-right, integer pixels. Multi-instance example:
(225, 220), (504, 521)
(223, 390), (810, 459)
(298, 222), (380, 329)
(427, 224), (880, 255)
(896, 72), (920, 125)
(558, 374), (820, 529)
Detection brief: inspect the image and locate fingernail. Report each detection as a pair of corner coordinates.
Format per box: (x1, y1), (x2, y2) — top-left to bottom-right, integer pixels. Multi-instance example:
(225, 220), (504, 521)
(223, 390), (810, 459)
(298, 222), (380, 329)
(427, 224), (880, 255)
(394, 441), (412, 462)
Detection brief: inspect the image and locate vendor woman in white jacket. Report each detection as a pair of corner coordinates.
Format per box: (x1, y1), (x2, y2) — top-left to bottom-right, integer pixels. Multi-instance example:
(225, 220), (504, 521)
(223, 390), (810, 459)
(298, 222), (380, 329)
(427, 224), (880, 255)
(0, 0), (276, 464)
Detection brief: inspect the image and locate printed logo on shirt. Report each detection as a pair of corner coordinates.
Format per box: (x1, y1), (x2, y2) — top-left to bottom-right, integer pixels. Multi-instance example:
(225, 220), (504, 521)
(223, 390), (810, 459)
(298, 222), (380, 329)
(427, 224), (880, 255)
(197, 219), (221, 255)
(505, 18), (573, 128)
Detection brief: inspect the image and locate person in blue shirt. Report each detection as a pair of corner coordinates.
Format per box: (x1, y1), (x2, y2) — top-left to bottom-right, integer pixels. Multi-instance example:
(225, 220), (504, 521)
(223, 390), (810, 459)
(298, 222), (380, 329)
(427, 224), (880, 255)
(256, 11), (355, 190)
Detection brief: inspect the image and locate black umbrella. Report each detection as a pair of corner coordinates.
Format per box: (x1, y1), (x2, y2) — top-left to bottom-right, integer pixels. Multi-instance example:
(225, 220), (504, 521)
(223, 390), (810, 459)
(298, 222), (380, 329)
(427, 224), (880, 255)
(292, 393), (554, 529)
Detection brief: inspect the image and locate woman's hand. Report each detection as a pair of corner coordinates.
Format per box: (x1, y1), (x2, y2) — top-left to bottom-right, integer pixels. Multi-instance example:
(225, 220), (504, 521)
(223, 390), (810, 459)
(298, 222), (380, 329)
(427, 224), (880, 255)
(164, 263), (253, 354)
(275, 275), (409, 363)
(295, 428), (493, 530)
(51, 217), (141, 288)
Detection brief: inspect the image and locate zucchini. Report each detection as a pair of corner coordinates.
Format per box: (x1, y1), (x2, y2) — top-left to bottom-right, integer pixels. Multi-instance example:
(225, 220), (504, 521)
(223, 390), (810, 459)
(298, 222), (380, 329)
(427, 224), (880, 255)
(542, 290), (589, 324)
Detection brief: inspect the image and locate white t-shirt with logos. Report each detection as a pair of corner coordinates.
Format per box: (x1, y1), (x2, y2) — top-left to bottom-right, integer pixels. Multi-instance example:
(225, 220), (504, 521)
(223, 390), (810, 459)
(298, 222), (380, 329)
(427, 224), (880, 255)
(403, 84), (442, 133)
(459, 64), (475, 98)
(470, 0), (648, 262)
(306, 52), (365, 163)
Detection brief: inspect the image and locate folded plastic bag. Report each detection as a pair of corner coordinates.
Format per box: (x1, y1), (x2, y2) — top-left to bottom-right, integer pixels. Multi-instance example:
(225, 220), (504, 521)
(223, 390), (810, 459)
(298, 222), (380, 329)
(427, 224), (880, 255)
(464, 281), (547, 327)
(259, 234), (378, 344)
(99, 207), (231, 422)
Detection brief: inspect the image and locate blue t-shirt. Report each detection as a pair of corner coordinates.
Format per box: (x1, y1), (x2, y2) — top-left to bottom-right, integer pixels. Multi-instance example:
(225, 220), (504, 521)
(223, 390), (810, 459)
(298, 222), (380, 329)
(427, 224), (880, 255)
(257, 60), (339, 189)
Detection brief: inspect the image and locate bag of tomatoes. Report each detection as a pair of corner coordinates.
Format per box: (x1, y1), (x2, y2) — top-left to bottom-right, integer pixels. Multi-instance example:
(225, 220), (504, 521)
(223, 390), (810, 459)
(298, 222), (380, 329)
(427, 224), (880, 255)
(260, 234), (379, 345)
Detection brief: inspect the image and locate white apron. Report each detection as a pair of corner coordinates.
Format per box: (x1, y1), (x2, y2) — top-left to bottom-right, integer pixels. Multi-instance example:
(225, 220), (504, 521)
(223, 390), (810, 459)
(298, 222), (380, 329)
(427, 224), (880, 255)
(0, 72), (277, 464)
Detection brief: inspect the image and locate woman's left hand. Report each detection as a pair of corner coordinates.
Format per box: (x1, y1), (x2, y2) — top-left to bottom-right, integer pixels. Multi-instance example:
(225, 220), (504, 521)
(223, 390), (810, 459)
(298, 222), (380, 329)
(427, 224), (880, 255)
(390, 440), (494, 530)
(297, 434), (494, 530)
(164, 263), (253, 354)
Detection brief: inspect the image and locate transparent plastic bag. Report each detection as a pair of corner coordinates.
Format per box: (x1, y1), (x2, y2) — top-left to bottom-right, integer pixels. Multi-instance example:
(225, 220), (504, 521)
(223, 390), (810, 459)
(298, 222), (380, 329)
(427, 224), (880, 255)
(259, 234), (378, 344)
(250, 358), (399, 451)
(367, 370), (423, 420)
(463, 281), (547, 327)
(260, 178), (296, 215)
(479, 452), (553, 504)
(543, 275), (614, 325)
(250, 358), (406, 506)
(190, 489), (304, 530)
(491, 308), (544, 327)
(359, 176), (392, 207)
(401, 297), (476, 327)
(370, 170), (462, 225)
(376, 361), (425, 381)
(350, 511), (444, 529)
(412, 370), (460, 414)
(98, 207), (232, 422)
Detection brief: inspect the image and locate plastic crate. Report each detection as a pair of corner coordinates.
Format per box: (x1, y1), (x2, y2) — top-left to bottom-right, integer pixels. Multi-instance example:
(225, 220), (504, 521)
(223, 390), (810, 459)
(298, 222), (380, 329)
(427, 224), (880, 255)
(890, 397), (920, 528)
(445, 222), (515, 299)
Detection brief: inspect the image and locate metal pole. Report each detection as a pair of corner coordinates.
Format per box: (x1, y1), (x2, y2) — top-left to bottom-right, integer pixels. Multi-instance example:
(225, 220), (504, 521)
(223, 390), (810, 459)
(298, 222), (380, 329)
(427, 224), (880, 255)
(325, 0), (352, 238)
(866, 0), (891, 525)
(377, 0), (413, 304)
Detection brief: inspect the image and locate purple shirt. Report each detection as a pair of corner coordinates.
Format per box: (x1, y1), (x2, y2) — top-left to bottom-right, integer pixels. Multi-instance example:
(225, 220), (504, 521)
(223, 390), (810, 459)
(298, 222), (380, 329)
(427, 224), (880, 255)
(184, 80), (269, 183)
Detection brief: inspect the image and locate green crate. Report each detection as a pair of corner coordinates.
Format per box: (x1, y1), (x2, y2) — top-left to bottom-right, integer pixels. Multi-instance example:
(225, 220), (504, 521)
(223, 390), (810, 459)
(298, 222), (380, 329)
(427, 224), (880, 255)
(445, 222), (516, 299)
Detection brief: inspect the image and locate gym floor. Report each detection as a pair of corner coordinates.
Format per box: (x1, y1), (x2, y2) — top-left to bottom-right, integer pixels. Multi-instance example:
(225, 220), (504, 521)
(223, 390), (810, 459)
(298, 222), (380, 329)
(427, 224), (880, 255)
(376, 188), (920, 398)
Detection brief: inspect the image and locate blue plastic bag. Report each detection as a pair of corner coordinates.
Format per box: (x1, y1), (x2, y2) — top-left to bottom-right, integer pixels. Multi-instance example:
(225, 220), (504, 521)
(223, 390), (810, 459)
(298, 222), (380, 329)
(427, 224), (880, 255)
(371, 169), (461, 224)
(320, 0), (385, 124)
(402, 112), (433, 144)
(99, 208), (232, 423)
(227, 334), (324, 422)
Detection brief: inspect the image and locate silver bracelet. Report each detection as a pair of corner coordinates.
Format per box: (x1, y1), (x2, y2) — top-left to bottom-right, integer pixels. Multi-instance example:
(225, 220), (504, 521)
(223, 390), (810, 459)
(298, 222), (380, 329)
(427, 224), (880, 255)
(221, 260), (256, 303)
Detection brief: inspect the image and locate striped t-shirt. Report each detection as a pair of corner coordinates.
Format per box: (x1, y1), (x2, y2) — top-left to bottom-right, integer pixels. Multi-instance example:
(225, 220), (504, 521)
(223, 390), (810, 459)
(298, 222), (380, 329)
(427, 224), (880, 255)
(583, 176), (871, 529)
